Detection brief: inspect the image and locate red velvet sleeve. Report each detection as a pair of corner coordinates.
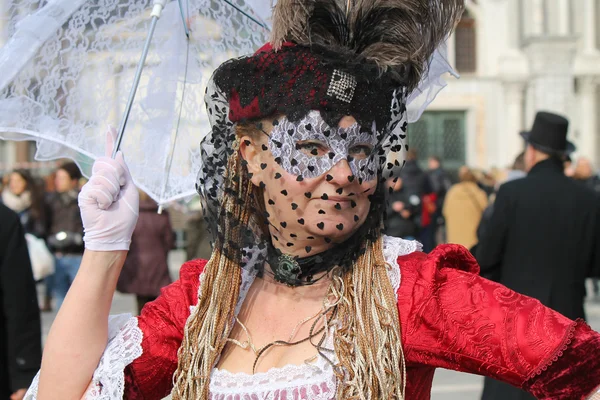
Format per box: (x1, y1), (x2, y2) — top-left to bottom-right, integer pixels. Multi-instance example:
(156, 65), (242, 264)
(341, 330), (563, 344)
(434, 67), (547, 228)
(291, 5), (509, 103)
(398, 244), (600, 400)
(123, 259), (207, 400)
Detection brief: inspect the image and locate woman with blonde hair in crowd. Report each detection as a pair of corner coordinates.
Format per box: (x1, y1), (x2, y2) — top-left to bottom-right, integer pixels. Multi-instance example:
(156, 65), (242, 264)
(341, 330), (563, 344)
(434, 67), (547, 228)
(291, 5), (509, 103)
(443, 166), (488, 249)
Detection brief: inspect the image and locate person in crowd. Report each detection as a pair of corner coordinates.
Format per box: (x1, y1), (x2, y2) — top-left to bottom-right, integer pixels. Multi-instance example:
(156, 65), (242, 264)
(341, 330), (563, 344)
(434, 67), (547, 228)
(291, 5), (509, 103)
(117, 191), (175, 315)
(477, 111), (600, 400)
(400, 150), (433, 250)
(442, 166), (488, 249)
(472, 151), (526, 259)
(45, 161), (84, 310)
(574, 157), (600, 194)
(0, 174), (8, 192)
(427, 156), (452, 203)
(399, 149), (429, 197)
(507, 151), (526, 181)
(423, 155), (452, 251)
(0, 204), (42, 400)
(1, 170), (47, 238)
(384, 176), (421, 240)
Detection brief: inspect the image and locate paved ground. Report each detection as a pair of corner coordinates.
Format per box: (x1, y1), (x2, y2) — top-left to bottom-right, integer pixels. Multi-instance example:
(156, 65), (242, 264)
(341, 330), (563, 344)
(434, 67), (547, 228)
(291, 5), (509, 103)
(38, 251), (600, 399)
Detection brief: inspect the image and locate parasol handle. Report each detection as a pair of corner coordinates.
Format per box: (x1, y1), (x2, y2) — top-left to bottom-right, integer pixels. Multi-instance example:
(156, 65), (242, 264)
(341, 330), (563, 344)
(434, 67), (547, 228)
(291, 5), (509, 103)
(111, 0), (168, 159)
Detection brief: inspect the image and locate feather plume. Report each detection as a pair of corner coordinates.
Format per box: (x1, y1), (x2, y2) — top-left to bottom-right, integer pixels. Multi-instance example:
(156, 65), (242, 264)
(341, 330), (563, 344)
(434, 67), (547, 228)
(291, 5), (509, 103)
(271, 0), (465, 90)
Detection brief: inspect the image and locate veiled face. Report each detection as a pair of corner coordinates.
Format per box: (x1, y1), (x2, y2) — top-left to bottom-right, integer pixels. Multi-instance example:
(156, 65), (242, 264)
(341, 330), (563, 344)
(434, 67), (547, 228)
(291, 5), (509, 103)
(240, 113), (378, 255)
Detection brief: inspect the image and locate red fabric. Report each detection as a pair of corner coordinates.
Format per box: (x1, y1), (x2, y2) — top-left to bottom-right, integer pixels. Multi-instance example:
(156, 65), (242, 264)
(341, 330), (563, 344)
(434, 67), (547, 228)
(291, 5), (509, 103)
(522, 321), (600, 399)
(226, 43), (330, 123)
(123, 246), (600, 400)
(421, 193), (437, 227)
(123, 259), (207, 399)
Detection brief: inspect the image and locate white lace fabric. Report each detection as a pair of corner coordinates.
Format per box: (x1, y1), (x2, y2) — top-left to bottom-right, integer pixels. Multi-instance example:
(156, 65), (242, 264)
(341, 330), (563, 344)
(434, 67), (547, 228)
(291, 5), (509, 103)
(209, 341), (337, 400)
(0, 0), (453, 206)
(24, 314), (142, 400)
(24, 236), (419, 399)
(0, 0), (268, 206)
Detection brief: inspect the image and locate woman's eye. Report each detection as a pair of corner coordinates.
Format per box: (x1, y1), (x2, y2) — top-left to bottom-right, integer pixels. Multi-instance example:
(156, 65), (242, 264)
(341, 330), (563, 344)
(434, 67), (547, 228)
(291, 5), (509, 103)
(296, 141), (329, 157)
(348, 144), (373, 159)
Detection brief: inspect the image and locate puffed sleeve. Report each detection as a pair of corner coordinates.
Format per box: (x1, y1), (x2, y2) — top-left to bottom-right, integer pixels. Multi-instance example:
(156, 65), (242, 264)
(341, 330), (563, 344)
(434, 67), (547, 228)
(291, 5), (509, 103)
(122, 259), (206, 399)
(24, 259), (206, 400)
(398, 244), (600, 400)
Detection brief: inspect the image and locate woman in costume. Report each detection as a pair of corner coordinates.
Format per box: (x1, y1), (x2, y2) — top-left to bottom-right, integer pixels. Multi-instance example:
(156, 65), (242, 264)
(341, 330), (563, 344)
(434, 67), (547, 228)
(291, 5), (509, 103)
(29, 0), (600, 399)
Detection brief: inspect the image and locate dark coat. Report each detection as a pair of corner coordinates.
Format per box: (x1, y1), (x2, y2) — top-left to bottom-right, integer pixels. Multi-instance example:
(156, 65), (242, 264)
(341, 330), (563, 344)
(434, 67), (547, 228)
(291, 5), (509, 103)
(400, 161), (430, 197)
(385, 188), (421, 239)
(427, 167), (452, 209)
(45, 190), (84, 254)
(476, 159), (600, 400)
(0, 204), (42, 398)
(117, 200), (174, 297)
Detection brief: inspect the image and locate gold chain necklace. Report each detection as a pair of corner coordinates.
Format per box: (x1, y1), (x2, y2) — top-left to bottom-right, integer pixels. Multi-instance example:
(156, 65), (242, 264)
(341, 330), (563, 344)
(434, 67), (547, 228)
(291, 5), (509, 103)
(226, 306), (334, 373)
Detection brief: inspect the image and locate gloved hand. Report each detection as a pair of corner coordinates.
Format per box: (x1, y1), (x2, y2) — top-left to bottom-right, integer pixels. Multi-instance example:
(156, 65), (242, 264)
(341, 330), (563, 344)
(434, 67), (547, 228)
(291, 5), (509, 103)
(78, 127), (139, 251)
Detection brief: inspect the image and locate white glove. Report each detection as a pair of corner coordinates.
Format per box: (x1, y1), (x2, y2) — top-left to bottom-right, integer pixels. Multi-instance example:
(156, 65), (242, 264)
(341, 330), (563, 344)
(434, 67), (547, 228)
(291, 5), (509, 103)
(78, 127), (139, 251)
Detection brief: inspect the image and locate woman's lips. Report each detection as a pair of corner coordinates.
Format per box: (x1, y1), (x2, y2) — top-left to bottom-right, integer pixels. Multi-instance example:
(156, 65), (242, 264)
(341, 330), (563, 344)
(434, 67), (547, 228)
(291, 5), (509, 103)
(325, 196), (351, 202)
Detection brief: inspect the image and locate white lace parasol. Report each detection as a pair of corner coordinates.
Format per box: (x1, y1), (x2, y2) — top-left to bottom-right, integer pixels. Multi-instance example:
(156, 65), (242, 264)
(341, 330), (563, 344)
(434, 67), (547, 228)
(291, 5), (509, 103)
(0, 0), (269, 206)
(0, 0), (455, 206)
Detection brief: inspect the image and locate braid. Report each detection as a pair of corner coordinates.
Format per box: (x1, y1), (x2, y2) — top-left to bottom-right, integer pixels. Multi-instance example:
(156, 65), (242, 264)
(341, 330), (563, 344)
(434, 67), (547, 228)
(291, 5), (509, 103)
(172, 136), (259, 398)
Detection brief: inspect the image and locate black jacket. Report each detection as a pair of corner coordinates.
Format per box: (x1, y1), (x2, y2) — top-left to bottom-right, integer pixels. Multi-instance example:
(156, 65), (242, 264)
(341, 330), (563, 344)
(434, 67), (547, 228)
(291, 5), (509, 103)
(385, 189), (421, 239)
(476, 158), (600, 320)
(46, 191), (84, 254)
(0, 204), (42, 397)
(427, 167), (452, 209)
(399, 161), (430, 197)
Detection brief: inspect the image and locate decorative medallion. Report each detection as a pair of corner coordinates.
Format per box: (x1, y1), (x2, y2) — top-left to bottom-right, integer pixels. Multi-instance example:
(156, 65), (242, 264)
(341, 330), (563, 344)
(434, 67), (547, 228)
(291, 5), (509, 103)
(273, 253), (302, 286)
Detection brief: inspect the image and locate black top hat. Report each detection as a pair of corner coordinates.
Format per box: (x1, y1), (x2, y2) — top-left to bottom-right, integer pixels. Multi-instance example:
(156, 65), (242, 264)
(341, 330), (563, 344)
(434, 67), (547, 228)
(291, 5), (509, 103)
(520, 111), (575, 155)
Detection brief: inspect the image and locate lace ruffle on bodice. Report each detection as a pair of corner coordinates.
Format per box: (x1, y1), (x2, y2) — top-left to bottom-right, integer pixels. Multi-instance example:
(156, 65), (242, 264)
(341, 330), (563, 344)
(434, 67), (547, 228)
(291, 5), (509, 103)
(209, 342), (337, 399)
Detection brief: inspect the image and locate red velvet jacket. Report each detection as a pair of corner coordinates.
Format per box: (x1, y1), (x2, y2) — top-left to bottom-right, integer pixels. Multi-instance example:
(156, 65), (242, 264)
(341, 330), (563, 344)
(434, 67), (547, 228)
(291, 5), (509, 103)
(123, 244), (600, 399)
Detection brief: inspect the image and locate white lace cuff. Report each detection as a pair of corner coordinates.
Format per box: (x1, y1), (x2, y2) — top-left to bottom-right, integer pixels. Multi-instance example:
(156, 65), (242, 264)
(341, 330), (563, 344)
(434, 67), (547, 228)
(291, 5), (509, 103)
(24, 314), (143, 400)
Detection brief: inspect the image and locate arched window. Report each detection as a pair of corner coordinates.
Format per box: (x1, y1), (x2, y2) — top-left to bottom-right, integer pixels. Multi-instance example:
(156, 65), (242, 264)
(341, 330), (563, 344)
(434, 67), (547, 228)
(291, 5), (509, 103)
(454, 9), (477, 74)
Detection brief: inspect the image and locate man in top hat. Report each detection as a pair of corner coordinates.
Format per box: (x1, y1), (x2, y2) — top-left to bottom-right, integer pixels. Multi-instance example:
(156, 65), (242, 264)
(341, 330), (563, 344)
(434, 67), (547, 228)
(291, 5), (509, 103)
(476, 111), (600, 400)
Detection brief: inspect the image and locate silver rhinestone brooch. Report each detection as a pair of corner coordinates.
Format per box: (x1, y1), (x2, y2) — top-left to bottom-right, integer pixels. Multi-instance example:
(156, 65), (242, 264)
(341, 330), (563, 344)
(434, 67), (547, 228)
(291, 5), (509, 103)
(327, 69), (357, 103)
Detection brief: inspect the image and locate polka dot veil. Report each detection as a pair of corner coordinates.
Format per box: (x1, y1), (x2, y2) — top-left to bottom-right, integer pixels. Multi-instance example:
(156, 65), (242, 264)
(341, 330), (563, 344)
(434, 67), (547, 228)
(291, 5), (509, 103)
(196, 53), (409, 285)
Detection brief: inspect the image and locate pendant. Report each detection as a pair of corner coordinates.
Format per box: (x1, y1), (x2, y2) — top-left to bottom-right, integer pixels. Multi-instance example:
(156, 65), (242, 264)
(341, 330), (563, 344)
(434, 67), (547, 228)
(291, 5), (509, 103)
(272, 253), (302, 286)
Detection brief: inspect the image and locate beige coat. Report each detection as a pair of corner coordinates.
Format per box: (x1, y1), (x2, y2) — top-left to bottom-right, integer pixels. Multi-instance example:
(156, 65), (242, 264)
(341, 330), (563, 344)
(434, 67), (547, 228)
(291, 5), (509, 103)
(443, 181), (488, 249)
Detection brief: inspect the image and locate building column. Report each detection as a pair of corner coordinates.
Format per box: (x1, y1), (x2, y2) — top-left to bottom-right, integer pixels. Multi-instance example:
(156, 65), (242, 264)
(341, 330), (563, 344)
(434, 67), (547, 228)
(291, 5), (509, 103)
(524, 0), (545, 37)
(556, 0), (570, 35)
(578, 76), (599, 165)
(503, 82), (526, 163)
(582, 0), (599, 54)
